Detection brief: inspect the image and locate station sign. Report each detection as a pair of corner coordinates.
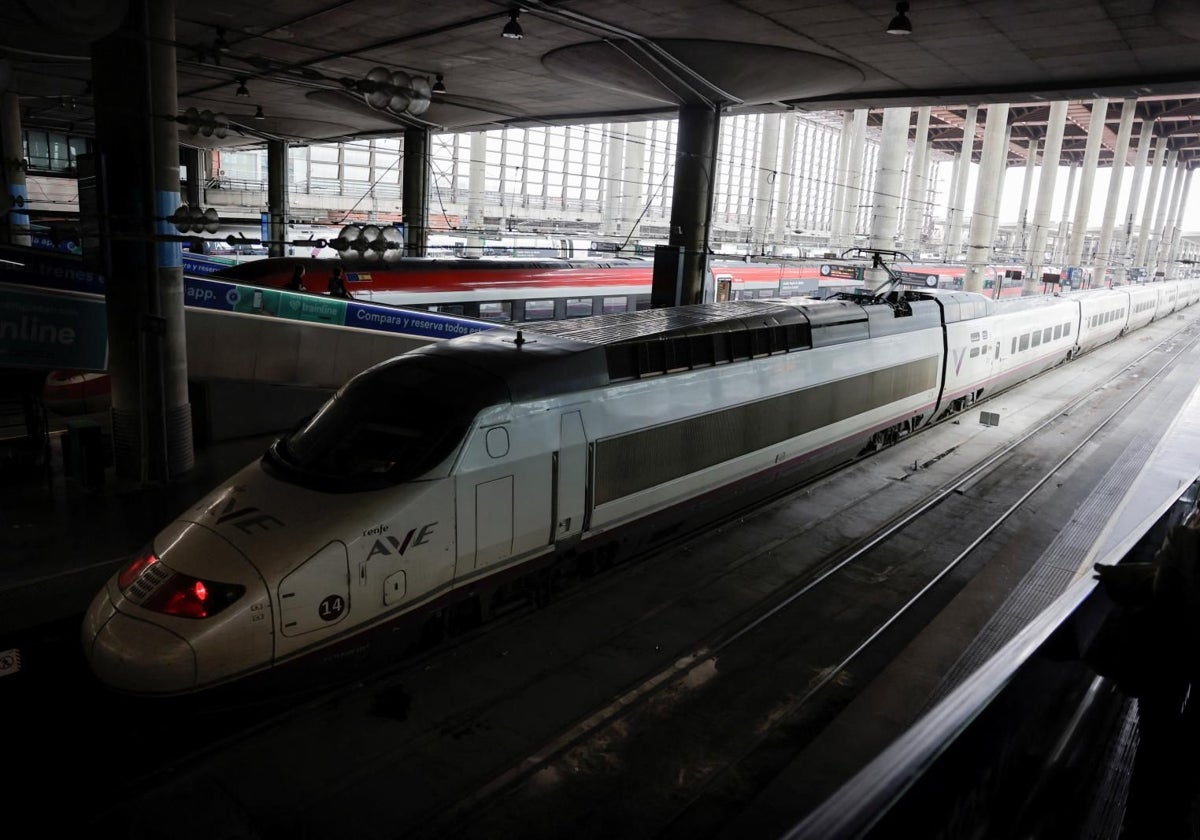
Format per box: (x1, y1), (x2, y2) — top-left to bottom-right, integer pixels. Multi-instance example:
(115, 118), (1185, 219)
(897, 270), (940, 287)
(819, 264), (863, 281)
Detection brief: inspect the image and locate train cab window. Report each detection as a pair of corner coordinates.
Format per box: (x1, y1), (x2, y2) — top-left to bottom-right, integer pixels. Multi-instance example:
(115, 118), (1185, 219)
(1019, 333), (1030, 351)
(1054, 324), (1062, 340)
(1031, 331), (1042, 348)
(525, 300), (556, 321)
(1043, 327), (1052, 342)
(603, 296), (628, 314)
(268, 355), (503, 491)
(566, 298), (594, 317)
(478, 302), (513, 322)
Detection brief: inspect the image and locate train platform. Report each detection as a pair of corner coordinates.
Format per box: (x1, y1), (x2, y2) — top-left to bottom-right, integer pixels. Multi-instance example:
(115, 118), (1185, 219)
(0, 417), (275, 638)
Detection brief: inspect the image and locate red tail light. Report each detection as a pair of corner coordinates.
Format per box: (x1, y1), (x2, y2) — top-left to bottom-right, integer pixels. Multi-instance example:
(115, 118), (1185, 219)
(116, 550), (244, 619)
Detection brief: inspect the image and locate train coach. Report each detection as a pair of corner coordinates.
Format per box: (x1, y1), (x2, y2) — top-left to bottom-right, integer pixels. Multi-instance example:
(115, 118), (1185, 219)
(81, 279), (1200, 696)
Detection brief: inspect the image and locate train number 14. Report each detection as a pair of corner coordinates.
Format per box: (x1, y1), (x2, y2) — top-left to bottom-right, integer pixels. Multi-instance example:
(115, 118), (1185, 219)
(319, 595), (346, 622)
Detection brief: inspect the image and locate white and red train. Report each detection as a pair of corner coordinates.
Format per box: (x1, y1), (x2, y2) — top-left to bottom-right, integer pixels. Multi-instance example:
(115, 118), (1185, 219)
(81, 276), (1200, 697)
(214, 256), (864, 321)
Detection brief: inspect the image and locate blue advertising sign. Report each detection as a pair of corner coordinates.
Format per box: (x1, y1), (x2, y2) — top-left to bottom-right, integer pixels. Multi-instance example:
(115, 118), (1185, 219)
(0, 246), (105, 295)
(181, 276), (493, 337)
(0, 283), (108, 371)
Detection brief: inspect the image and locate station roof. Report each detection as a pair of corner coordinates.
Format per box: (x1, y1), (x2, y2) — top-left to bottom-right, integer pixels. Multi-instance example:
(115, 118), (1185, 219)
(5, 1), (1200, 168)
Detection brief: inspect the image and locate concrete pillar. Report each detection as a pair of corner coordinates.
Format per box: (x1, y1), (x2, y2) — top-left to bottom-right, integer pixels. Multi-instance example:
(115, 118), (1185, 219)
(465, 132), (486, 256)
(402, 126), (429, 257)
(267, 139), (288, 258)
(868, 107), (910, 264)
(988, 124), (1011, 254)
(948, 104), (979, 260)
(829, 110), (855, 248)
(1136, 138), (1168, 271)
(93, 0), (192, 482)
(752, 113), (781, 252)
(1149, 150), (1179, 272)
(774, 113), (798, 245)
(1156, 160), (1187, 277)
(1114, 117), (1154, 285)
(1024, 101), (1067, 294)
(839, 109), (868, 251)
(621, 121), (647, 250)
(603, 125), (624, 236)
(1166, 169), (1194, 279)
(180, 146), (201, 209)
(942, 152), (963, 259)
(964, 104), (1008, 293)
(1095, 98), (1136, 286)
(659, 104), (719, 307)
(1016, 138), (1039, 249)
(1067, 98), (1108, 270)
(1054, 164), (1078, 267)
(902, 106), (930, 252)
(0, 92), (30, 245)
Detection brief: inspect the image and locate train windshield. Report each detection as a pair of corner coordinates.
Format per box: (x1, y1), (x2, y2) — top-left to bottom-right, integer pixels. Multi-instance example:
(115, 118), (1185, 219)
(267, 355), (504, 490)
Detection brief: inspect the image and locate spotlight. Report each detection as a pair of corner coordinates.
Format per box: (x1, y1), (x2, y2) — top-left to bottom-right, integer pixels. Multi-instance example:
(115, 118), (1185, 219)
(886, 1), (912, 35)
(235, 78), (249, 98)
(502, 9), (523, 39)
(432, 74), (446, 94)
(254, 105), (265, 120)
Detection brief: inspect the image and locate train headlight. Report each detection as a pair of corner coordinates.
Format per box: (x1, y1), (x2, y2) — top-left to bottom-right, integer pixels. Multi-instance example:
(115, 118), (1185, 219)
(116, 549), (245, 619)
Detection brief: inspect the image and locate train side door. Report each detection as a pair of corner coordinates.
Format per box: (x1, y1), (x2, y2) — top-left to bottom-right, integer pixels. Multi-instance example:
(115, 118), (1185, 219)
(555, 411), (587, 545)
(715, 274), (733, 302)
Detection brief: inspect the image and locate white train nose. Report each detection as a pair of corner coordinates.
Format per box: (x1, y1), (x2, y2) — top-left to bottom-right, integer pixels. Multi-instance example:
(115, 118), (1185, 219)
(83, 590), (199, 693)
(81, 521), (275, 695)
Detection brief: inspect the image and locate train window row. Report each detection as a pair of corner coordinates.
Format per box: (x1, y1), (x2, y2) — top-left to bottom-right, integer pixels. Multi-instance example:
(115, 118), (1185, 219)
(607, 321), (812, 382)
(1134, 300), (1154, 314)
(427, 295), (643, 322)
(1011, 321), (1072, 355)
(1087, 308), (1125, 328)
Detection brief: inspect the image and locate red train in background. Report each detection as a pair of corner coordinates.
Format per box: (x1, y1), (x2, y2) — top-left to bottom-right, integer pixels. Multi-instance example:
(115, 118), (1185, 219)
(214, 256), (868, 322)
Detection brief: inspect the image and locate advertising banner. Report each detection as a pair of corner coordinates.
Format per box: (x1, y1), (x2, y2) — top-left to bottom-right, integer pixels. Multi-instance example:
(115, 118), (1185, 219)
(0, 283), (108, 370)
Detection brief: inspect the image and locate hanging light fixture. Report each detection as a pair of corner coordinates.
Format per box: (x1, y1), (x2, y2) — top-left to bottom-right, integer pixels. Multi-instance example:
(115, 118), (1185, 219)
(886, 1), (912, 35)
(502, 9), (523, 39)
(432, 74), (446, 94)
(254, 105), (265, 120)
(235, 78), (250, 97)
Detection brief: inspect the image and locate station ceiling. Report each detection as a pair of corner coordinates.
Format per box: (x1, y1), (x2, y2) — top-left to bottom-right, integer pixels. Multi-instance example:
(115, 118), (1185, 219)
(6, 1), (1200, 168)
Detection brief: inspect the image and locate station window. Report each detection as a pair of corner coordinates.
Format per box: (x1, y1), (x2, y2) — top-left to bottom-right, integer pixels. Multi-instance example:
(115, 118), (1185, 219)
(431, 304), (464, 316)
(602, 296), (628, 314)
(1019, 333), (1030, 351)
(478, 302), (513, 322)
(566, 298), (594, 317)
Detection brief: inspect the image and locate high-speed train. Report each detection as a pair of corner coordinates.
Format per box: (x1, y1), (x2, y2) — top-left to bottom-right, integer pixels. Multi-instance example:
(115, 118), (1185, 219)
(81, 277), (1200, 696)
